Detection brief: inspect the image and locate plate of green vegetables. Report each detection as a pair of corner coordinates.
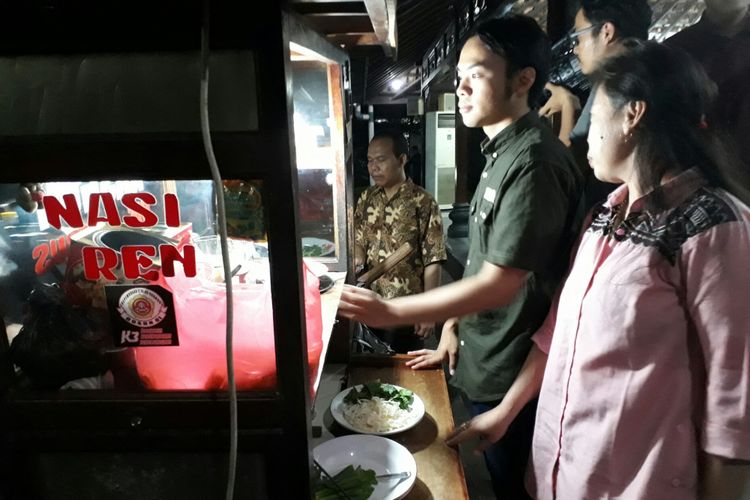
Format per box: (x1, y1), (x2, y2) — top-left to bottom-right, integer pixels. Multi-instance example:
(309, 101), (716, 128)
(313, 435), (417, 500)
(330, 382), (425, 435)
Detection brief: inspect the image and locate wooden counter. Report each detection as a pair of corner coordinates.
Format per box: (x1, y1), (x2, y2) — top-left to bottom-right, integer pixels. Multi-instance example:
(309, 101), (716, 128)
(313, 271), (347, 393)
(346, 355), (469, 500)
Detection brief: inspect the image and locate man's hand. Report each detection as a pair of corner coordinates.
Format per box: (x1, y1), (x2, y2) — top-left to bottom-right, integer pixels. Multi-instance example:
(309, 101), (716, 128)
(413, 322), (435, 339)
(405, 319), (459, 373)
(16, 183), (44, 213)
(339, 285), (398, 327)
(539, 83), (580, 118)
(445, 405), (513, 455)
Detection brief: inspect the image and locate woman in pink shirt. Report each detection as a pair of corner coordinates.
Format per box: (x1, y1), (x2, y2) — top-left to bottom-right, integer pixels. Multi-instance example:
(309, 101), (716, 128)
(447, 40), (750, 499)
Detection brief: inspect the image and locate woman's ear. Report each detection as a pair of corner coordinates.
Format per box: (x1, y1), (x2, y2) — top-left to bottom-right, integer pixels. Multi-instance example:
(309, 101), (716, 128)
(623, 100), (647, 136)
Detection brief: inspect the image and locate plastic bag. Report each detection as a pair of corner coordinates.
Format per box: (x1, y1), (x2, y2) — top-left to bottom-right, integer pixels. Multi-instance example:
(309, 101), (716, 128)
(9, 284), (110, 389)
(133, 261), (323, 391)
(351, 322), (395, 355)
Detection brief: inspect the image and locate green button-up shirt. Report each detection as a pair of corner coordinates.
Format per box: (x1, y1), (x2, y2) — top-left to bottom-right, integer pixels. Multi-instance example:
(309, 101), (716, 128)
(451, 112), (584, 402)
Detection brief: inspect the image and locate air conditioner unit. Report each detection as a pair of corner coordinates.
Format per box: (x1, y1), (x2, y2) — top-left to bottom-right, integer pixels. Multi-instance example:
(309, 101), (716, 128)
(437, 93), (456, 112)
(425, 111), (456, 209)
(406, 97), (424, 116)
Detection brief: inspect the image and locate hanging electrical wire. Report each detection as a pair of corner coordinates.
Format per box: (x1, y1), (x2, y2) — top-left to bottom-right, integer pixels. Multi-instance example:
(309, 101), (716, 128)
(199, 1), (239, 499)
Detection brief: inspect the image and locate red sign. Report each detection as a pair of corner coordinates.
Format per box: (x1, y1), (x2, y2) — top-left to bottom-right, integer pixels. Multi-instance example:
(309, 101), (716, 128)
(39, 192), (197, 281)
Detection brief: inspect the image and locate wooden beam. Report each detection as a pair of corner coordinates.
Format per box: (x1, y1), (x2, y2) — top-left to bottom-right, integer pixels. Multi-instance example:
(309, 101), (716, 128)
(291, 0), (364, 3)
(303, 13), (374, 34)
(326, 32), (380, 46)
(293, 1), (366, 15)
(362, 0), (395, 57)
(385, 0), (398, 58)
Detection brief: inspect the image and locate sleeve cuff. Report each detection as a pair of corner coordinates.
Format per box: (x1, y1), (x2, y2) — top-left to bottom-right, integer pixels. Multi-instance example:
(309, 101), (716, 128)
(424, 253), (447, 265)
(703, 420), (750, 460)
(485, 250), (545, 273)
(532, 328), (553, 355)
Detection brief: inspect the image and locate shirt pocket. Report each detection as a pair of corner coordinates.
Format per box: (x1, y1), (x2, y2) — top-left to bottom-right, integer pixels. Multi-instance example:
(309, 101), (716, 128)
(477, 198), (495, 226)
(389, 211), (420, 248)
(472, 198), (496, 256)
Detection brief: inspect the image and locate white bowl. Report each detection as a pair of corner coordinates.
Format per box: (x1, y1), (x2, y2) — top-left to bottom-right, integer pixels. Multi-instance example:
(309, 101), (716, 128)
(302, 237), (336, 257)
(313, 435), (417, 500)
(330, 384), (425, 436)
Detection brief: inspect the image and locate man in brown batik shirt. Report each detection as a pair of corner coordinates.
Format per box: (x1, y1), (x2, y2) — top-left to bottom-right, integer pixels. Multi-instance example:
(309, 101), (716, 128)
(354, 129), (446, 352)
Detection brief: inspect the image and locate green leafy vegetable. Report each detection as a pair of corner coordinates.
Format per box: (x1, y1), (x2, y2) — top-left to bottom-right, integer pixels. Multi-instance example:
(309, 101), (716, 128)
(343, 382), (414, 411)
(314, 464), (377, 500)
(303, 244), (324, 257)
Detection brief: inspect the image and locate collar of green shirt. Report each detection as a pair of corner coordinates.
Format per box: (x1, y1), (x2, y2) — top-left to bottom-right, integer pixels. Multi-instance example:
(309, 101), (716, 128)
(479, 111), (540, 159)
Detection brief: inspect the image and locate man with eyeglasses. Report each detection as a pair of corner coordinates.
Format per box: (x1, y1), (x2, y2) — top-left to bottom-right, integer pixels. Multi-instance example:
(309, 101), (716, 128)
(539, 0), (652, 207)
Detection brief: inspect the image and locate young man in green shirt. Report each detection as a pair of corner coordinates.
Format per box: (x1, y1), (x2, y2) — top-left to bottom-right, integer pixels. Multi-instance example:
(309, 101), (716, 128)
(340, 15), (583, 499)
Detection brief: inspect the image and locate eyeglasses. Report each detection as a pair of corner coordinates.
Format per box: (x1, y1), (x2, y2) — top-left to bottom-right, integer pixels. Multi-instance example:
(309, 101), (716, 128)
(569, 24), (599, 47)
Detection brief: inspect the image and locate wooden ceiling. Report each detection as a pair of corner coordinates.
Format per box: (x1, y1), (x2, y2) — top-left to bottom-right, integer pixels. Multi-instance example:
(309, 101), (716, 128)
(290, 0), (397, 56)
(290, 0), (707, 102)
(290, 0), (457, 102)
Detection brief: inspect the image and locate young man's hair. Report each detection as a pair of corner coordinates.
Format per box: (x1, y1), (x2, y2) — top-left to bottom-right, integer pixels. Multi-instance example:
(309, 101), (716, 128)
(472, 15), (551, 107)
(580, 0), (653, 40)
(371, 129), (409, 158)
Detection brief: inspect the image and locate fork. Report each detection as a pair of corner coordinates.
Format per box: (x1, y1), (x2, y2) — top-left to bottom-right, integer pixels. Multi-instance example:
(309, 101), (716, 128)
(376, 471), (412, 481)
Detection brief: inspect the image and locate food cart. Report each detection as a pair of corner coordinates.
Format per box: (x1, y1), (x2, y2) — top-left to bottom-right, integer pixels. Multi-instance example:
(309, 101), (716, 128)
(0, 2), (353, 498)
(0, 2), (468, 498)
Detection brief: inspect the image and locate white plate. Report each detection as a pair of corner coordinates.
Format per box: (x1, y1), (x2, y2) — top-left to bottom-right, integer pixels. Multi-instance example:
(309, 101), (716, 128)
(302, 237), (336, 257)
(303, 258), (329, 277)
(314, 435), (417, 500)
(330, 384), (425, 435)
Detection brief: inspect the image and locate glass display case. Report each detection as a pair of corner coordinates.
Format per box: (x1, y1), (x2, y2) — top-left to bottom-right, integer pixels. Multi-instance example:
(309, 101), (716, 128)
(291, 43), (349, 269)
(0, 4), (352, 499)
(0, 179), (325, 394)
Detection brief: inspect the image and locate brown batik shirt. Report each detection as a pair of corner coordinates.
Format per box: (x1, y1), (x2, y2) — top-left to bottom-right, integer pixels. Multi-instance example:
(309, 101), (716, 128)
(354, 179), (446, 299)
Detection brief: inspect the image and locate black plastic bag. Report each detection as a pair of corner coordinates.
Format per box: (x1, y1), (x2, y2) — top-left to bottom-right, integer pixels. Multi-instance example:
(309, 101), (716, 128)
(351, 321), (395, 355)
(9, 284), (110, 390)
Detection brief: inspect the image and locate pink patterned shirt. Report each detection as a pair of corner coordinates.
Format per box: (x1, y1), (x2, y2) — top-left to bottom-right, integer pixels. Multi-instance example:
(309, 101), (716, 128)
(529, 169), (750, 499)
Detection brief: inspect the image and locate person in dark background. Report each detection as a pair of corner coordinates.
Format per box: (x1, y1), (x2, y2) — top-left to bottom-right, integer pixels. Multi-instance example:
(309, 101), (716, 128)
(342, 15), (583, 499)
(352, 145), (372, 204)
(405, 144), (424, 187)
(0, 183), (46, 327)
(666, 0), (750, 172)
(539, 0), (652, 208)
(354, 129), (446, 353)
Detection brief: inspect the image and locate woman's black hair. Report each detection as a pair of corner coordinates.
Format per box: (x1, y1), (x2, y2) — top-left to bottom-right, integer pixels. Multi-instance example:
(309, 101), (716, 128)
(472, 15), (551, 108)
(592, 39), (750, 207)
